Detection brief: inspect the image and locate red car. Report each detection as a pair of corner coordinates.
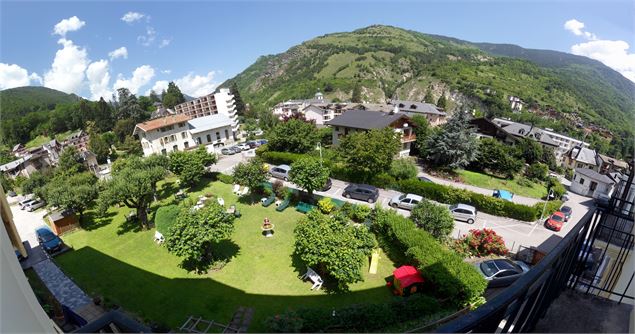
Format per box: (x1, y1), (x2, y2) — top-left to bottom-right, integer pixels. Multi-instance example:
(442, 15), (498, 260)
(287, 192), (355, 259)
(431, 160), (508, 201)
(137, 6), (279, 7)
(545, 212), (565, 231)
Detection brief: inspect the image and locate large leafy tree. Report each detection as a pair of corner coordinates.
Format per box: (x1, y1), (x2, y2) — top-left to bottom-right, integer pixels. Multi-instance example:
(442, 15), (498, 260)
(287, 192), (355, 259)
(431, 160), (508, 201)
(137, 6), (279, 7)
(426, 110), (479, 169)
(22, 171), (48, 198)
(513, 138), (543, 165)
(162, 82), (186, 108)
(165, 202), (235, 273)
(436, 95), (448, 109)
(89, 133), (111, 164)
(471, 138), (523, 179)
(267, 119), (319, 154)
(97, 156), (167, 229)
(168, 146), (217, 186)
(410, 199), (455, 241)
(410, 115), (431, 158)
(338, 128), (400, 182)
(229, 82), (246, 115)
(423, 89), (435, 104)
(289, 157), (330, 198)
(57, 146), (86, 176)
(232, 158), (267, 194)
(351, 83), (362, 103)
(294, 210), (376, 290)
(115, 88), (145, 122)
(45, 172), (98, 219)
(113, 118), (137, 143)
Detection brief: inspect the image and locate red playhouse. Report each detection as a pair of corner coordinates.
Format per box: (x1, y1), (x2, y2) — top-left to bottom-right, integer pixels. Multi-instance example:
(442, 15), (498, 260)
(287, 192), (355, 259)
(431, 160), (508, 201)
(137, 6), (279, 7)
(392, 265), (425, 296)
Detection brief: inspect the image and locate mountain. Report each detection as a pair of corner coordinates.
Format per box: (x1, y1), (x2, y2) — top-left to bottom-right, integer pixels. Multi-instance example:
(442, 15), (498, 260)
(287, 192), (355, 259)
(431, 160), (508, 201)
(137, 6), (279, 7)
(0, 86), (80, 120)
(223, 25), (634, 157)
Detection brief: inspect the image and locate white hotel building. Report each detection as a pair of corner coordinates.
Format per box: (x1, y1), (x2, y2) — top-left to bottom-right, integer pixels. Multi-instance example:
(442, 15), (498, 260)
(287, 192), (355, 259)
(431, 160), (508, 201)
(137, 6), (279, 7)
(173, 88), (240, 138)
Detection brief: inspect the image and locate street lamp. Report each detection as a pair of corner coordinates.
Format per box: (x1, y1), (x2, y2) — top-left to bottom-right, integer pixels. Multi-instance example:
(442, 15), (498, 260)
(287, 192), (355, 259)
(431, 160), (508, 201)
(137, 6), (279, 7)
(316, 142), (323, 167)
(540, 189), (555, 222)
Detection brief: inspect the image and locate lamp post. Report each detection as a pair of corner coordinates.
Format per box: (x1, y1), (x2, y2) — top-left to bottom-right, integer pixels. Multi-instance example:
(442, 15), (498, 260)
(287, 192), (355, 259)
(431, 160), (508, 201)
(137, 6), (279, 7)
(316, 142), (323, 168)
(540, 189), (555, 222)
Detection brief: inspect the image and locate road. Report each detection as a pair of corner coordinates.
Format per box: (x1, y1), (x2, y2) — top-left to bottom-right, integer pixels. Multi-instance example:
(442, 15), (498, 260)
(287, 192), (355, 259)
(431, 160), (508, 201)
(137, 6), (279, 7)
(10, 196), (50, 246)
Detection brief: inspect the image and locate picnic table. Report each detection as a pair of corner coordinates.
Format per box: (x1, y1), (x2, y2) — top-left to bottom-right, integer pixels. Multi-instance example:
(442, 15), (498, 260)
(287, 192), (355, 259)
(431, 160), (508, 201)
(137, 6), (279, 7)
(300, 266), (323, 290)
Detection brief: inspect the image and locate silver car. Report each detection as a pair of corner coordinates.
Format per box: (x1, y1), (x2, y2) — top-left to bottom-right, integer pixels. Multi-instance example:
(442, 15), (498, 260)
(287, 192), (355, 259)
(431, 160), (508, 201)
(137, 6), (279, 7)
(389, 193), (423, 211)
(475, 258), (530, 288)
(19, 198), (37, 210)
(449, 203), (477, 224)
(269, 164), (291, 181)
(26, 200), (45, 212)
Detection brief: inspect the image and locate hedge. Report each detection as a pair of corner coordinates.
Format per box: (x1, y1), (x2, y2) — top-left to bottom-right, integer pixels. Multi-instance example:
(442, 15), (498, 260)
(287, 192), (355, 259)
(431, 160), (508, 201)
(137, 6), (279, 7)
(265, 294), (442, 332)
(398, 179), (562, 221)
(155, 205), (180, 234)
(256, 148), (306, 166)
(373, 208), (487, 306)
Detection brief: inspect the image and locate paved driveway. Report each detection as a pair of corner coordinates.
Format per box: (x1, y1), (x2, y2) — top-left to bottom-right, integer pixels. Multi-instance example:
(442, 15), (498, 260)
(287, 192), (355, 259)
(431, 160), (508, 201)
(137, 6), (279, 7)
(210, 151), (251, 174)
(10, 199), (49, 246)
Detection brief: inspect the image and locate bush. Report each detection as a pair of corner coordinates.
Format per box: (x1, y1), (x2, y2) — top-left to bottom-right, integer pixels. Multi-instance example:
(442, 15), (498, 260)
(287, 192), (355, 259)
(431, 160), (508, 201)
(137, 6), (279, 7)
(155, 205), (180, 234)
(216, 173), (233, 184)
(398, 179), (555, 221)
(546, 177), (566, 199)
(389, 158), (418, 180)
(271, 180), (286, 198)
(317, 197), (335, 214)
(526, 162), (549, 181)
(455, 228), (508, 257)
(410, 200), (455, 241)
(369, 172), (397, 189)
(265, 294), (441, 332)
(372, 208), (487, 306)
(259, 150), (306, 166)
(340, 202), (372, 223)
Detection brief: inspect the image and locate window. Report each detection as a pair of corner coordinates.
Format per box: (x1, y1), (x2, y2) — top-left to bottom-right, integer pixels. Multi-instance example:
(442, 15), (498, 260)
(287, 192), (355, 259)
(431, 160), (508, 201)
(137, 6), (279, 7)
(335, 127), (340, 131)
(580, 178), (585, 185)
(161, 149), (167, 155)
(206, 134), (212, 143)
(225, 129), (229, 139)
(184, 142), (189, 148)
(181, 132), (187, 139)
(197, 137), (202, 145)
(590, 181), (598, 191)
(216, 132), (221, 140)
(173, 145), (178, 151)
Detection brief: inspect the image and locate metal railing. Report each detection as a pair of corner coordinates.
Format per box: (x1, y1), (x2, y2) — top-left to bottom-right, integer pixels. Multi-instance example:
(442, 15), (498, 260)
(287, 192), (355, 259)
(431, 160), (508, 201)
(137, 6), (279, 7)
(435, 162), (634, 333)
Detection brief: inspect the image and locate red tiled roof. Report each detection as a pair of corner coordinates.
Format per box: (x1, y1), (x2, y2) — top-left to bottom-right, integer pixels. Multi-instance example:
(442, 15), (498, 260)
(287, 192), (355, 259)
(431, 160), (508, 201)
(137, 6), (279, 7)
(135, 114), (191, 132)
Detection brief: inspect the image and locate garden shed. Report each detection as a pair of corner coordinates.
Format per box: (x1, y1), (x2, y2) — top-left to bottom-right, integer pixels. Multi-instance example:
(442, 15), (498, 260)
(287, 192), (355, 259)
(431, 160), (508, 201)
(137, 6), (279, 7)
(393, 265), (425, 296)
(48, 209), (79, 235)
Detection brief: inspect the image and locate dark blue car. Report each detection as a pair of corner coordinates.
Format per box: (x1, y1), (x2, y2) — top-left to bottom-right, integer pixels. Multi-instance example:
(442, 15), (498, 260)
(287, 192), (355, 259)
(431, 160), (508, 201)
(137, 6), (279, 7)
(35, 227), (63, 253)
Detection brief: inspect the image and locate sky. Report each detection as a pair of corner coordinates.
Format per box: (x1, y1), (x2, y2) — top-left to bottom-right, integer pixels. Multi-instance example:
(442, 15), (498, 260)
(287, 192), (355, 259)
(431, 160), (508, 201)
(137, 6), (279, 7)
(1, 0), (634, 100)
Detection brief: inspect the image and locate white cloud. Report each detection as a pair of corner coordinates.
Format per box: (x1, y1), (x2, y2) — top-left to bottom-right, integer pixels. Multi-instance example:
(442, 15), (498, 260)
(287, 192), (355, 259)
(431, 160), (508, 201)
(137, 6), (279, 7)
(571, 40), (635, 82)
(86, 60), (112, 100)
(161, 69), (171, 74)
(174, 71), (217, 97)
(108, 47), (128, 60)
(159, 39), (171, 48)
(121, 12), (145, 23)
(53, 16), (86, 37)
(565, 19), (634, 82)
(137, 26), (156, 46)
(113, 65), (155, 94)
(145, 80), (169, 95)
(0, 63), (42, 89)
(43, 38), (89, 94)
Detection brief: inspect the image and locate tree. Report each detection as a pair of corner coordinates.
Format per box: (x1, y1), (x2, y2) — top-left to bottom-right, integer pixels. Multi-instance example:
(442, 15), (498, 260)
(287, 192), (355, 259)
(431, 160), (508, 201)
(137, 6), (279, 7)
(426, 111), (479, 169)
(57, 146), (86, 176)
(162, 82), (186, 108)
(436, 95), (447, 109)
(232, 158), (267, 194)
(338, 128), (401, 182)
(514, 138), (543, 165)
(119, 135), (143, 157)
(410, 200), (455, 240)
(229, 82), (246, 116)
(113, 119), (136, 143)
(22, 171), (48, 198)
(267, 119), (320, 154)
(471, 138), (523, 179)
(540, 146), (558, 171)
(168, 147), (217, 186)
(423, 89), (435, 104)
(294, 210), (376, 289)
(351, 83), (362, 103)
(94, 97), (115, 133)
(115, 88), (145, 122)
(149, 90), (161, 103)
(289, 157), (330, 199)
(45, 172), (98, 219)
(165, 202), (235, 273)
(97, 156), (167, 229)
(89, 133), (111, 164)
(389, 158), (418, 180)
(138, 95), (155, 112)
(410, 115), (431, 158)
(243, 118), (259, 140)
(526, 162), (549, 181)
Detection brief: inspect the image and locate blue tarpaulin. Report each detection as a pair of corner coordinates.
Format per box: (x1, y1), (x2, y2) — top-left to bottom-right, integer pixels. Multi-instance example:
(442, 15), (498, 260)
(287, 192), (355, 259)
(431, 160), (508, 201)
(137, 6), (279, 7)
(493, 189), (514, 201)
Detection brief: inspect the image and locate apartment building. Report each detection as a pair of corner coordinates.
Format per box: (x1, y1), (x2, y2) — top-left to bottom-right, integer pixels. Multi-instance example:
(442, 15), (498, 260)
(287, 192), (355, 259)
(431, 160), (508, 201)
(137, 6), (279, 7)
(173, 88), (239, 138)
(134, 114), (192, 156)
(272, 91), (329, 118)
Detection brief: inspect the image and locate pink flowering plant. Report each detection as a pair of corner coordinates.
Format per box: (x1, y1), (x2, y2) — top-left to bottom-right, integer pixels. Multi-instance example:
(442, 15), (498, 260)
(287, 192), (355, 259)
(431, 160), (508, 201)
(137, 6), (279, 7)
(455, 228), (508, 257)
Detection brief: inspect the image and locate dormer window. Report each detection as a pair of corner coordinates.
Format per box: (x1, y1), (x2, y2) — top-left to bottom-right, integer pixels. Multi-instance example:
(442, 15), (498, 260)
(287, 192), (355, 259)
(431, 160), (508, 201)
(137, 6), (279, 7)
(398, 103), (405, 108)
(410, 104), (417, 109)
(519, 129), (525, 135)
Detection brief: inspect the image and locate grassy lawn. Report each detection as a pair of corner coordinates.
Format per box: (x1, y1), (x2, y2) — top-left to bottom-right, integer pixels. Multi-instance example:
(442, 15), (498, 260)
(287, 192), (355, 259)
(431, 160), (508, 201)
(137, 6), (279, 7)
(25, 135), (52, 148)
(457, 170), (547, 199)
(56, 178), (398, 331)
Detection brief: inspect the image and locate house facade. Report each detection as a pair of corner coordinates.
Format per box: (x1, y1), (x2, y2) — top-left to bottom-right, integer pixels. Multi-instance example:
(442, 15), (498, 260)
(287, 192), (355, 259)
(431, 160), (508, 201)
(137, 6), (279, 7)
(570, 168), (615, 199)
(387, 100), (447, 127)
(563, 146), (599, 171)
(326, 109), (416, 157)
(302, 103), (348, 126)
(134, 114), (192, 156)
(509, 96), (524, 112)
(173, 88), (239, 139)
(272, 91), (329, 118)
(188, 114), (236, 153)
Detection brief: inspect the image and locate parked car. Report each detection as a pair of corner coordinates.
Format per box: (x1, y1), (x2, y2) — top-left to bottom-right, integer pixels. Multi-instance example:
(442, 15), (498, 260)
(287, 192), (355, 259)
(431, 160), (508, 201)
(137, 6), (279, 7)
(269, 164), (292, 181)
(449, 203), (477, 224)
(417, 176), (433, 183)
(221, 147), (234, 155)
(19, 198), (37, 210)
(257, 139), (268, 145)
(246, 140), (259, 149)
(237, 143), (251, 151)
(560, 206), (573, 221)
(343, 184), (379, 203)
(320, 178), (332, 192)
(7, 190), (17, 197)
(545, 211), (565, 231)
(35, 227), (63, 253)
(561, 192), (571, 202)
(493, 189), (514, 201)
(229, 146), (242, 154)
(475, 258), (531, 288)
(389, 193), (423, 210)
(26, 200), (46, 212)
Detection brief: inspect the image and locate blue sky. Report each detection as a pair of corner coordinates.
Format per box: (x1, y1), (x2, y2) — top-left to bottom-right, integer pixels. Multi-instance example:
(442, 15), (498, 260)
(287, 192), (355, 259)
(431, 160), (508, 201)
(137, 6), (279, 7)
(1, 1), (633, 99)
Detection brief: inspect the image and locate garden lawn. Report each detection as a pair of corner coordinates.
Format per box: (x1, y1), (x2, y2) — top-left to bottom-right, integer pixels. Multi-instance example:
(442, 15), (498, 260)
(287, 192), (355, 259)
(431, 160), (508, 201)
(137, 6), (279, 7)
(457, 170), (547, 199)
(56, 178), (398, 332)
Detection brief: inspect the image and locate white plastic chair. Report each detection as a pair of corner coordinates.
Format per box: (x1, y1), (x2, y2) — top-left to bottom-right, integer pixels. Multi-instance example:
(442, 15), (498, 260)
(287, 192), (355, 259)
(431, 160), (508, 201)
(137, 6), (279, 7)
(232, 184), (241, 194)
(154, 231), (165, 244)
(217, 197), (225, 206)
(240, 187), (250, 196)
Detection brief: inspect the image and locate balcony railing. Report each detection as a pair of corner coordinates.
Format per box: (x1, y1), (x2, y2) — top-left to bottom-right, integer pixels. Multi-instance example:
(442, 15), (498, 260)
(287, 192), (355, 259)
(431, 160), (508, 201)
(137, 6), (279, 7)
(433, 162), (634, 333)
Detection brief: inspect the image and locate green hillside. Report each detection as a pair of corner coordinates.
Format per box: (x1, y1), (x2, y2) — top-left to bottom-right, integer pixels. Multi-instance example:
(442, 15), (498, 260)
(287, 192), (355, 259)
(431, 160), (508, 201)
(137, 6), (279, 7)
(223, 25), (635, 158)
(0, 86), (80, 119)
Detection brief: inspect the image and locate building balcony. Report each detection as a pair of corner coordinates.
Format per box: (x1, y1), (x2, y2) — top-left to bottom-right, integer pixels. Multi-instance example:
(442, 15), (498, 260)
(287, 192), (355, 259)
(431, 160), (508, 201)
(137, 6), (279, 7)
(400, 134), (416, 143)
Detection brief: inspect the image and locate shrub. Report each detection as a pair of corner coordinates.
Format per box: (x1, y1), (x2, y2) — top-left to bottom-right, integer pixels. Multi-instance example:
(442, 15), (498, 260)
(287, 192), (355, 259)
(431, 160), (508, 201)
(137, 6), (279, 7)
(516, 176), (534, 187)
(369, 172), (397, 189)
(317, 197), (335, 214)
(410, 200), (455, 241)
(526, 162), (549, 181)
(259, 151), (305, 165)
(155, 205), (180, 235)
(216, 173), (233, 184)
(546, 177), (566, 199)
(455, 228), (508, 257)
(340, 203), (372, 223)
(373, 208), (487, 305)
(271, 180), (286, 198)
(389, 158), (418, 180)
